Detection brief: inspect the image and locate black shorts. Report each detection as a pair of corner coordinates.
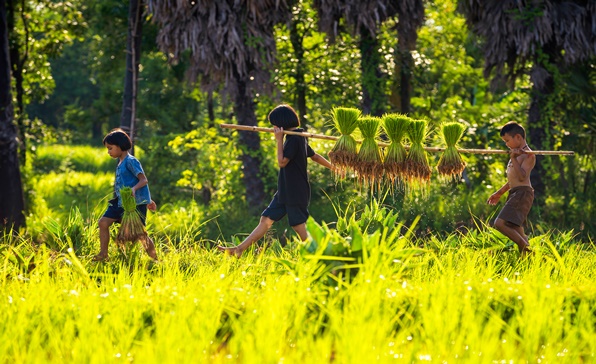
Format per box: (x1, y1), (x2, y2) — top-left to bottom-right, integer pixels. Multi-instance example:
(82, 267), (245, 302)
(262, 193), (309, 227)
(102, 198), (148, 225)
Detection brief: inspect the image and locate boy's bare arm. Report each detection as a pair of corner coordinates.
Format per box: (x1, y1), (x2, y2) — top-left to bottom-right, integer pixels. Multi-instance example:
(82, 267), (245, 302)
(487, 182), (510, 205)
(311, 153), (333, 169)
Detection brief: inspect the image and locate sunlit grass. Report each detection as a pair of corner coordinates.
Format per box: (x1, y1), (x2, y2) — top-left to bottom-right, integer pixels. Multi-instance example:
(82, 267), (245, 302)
(1, 214), (595, 362)
(33, 144), (119, 173)
(7, 142), (594, 362)
(34, 171), (113, 213)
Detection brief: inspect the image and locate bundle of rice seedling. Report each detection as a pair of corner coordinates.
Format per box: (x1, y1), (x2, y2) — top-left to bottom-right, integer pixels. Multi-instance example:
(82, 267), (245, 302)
(437, 122), (466, 179)
(381, 113), (411, 183)
(405, 119), (432, 183)
(355, 116), (384, 188)
(328, 107), (361, 179)
(116, 187), (146, 246)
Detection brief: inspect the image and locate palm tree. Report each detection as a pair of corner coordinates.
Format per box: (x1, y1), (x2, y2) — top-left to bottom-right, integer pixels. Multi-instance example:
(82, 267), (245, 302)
(147, 0), (291, 209)
(287, 0), (314, 119)
(458, 0), (595, 199)
(0, 0), (25, 231)
(119, 0), (144, 154)
(6, 0), (27, 162)
(393, 0), (425, 114)
(313, 0), (422, 116)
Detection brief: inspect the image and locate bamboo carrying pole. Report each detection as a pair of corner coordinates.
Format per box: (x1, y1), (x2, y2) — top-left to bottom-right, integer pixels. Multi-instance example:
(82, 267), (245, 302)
(220, 123), (575, 156)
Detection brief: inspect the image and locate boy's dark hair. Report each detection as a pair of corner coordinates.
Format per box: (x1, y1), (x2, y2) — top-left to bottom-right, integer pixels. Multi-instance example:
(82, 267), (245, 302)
(268, 104), (300, 129)
(103, 128), (132, 151)
(500, 122), (526, 139)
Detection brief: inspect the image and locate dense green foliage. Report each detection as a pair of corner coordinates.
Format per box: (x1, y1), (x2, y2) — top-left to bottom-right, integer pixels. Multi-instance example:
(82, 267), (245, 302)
(14, 0), (591, 238)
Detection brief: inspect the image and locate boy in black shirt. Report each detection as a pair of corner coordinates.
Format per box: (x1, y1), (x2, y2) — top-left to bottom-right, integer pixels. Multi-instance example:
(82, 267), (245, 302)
(218, 104), (332, 258)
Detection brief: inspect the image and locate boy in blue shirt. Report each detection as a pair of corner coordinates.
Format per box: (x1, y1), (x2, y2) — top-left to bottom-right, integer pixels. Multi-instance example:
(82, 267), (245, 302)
(93, 129), (158, 261)
(218, 105), (332, 258)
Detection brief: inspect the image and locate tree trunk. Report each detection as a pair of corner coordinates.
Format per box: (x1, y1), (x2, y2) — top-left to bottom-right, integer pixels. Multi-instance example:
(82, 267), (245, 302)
(389, 47), (413, 114)
(0, 0), (25, 231)
(233, 78), (266, 212)
(528, 49), (556, 207)
(359, 26), (385, 116)
(120, 0), (143, 154)
(398, 48), (412, 114)
(6, 0), (26, 163)
(207, 91), (215, 126)
(528, 85), (553, 205)
(528, 93), (546, 204)
(289, 18), (307, 120)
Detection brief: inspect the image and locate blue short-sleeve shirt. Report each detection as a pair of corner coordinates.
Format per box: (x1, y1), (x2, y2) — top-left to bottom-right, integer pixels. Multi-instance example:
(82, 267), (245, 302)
(114, 154), (151, 206)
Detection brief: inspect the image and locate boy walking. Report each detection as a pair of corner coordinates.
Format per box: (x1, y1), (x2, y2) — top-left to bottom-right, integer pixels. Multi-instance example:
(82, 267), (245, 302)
(218, 104), (332, 258)
(487, 122), (536, 255)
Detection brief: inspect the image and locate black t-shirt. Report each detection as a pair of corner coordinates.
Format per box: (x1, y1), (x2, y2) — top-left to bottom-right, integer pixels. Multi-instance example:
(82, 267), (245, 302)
(277, 129), (315, 206)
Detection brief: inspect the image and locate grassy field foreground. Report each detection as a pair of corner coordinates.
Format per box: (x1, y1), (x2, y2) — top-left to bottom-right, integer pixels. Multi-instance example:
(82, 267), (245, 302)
(2, 144), (594, 362)
(1, 222), (595, 363)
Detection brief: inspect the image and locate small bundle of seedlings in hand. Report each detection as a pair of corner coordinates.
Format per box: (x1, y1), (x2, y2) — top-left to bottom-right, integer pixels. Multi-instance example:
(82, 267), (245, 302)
(405, 119), (432, 184)
(437, 122), (467, 180)
(355, 116), (384, 188)
(328, 107), (361, 179)
(381, 113), (411, 185)
(116, 187), (146, 248)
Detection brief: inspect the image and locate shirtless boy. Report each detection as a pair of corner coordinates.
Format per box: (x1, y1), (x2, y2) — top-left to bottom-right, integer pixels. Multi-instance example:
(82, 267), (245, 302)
(487, 122), (536, 255)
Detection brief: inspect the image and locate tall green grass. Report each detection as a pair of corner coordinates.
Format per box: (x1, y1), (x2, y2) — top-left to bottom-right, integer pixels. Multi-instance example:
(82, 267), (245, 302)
(1, 209), (594, 362)
(7, 143), (594, 362)
(32, 144), (122, 174)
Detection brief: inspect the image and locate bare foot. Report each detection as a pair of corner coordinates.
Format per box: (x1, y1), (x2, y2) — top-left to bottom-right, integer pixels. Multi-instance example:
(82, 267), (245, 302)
(519, 245), (533, 258)
(92, 254), (108, 262)
(217, 245), (242, 258)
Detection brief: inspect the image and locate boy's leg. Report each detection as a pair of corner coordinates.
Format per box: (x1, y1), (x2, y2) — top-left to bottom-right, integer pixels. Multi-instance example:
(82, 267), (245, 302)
(94, 216), (118, 261)
(494, 218), (531, 254)
(291, 223), (308, 241)
(512, 225), (529, 243)
(218, 216), (276, 258)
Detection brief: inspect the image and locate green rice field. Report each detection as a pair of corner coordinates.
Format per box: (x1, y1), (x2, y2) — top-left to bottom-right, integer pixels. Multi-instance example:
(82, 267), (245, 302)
(1, 145), (594, 363)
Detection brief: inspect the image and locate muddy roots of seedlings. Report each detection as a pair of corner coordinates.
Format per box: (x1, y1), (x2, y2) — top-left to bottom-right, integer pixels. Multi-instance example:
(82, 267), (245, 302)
(383, 143), (408, 183)
(117, 187), (147, 246)
(405, 160), (432, 182)
(329, 107), (361, 180)
(355, 160), (385, 188)
(328, 135), (358, 179)
(437, 122), (467, 180)
(117, 210), (147, 245)
(356, 117), (383, 189)
(437, 149), (466, 178)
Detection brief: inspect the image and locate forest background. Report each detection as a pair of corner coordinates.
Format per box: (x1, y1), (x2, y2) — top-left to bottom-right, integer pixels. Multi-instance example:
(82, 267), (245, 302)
(3, 0), (595, 244)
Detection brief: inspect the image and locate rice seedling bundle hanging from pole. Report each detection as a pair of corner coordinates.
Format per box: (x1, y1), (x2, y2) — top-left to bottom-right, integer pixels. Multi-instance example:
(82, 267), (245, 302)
(405, 119), (432, 183)
(381, 113), (411, 184)
(219, 124), (575, 156)
(437, 122), (467, 179)
(117, 187), (146, 246)
(355, 116), (384, 188)
(328, 107), (361, 179)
